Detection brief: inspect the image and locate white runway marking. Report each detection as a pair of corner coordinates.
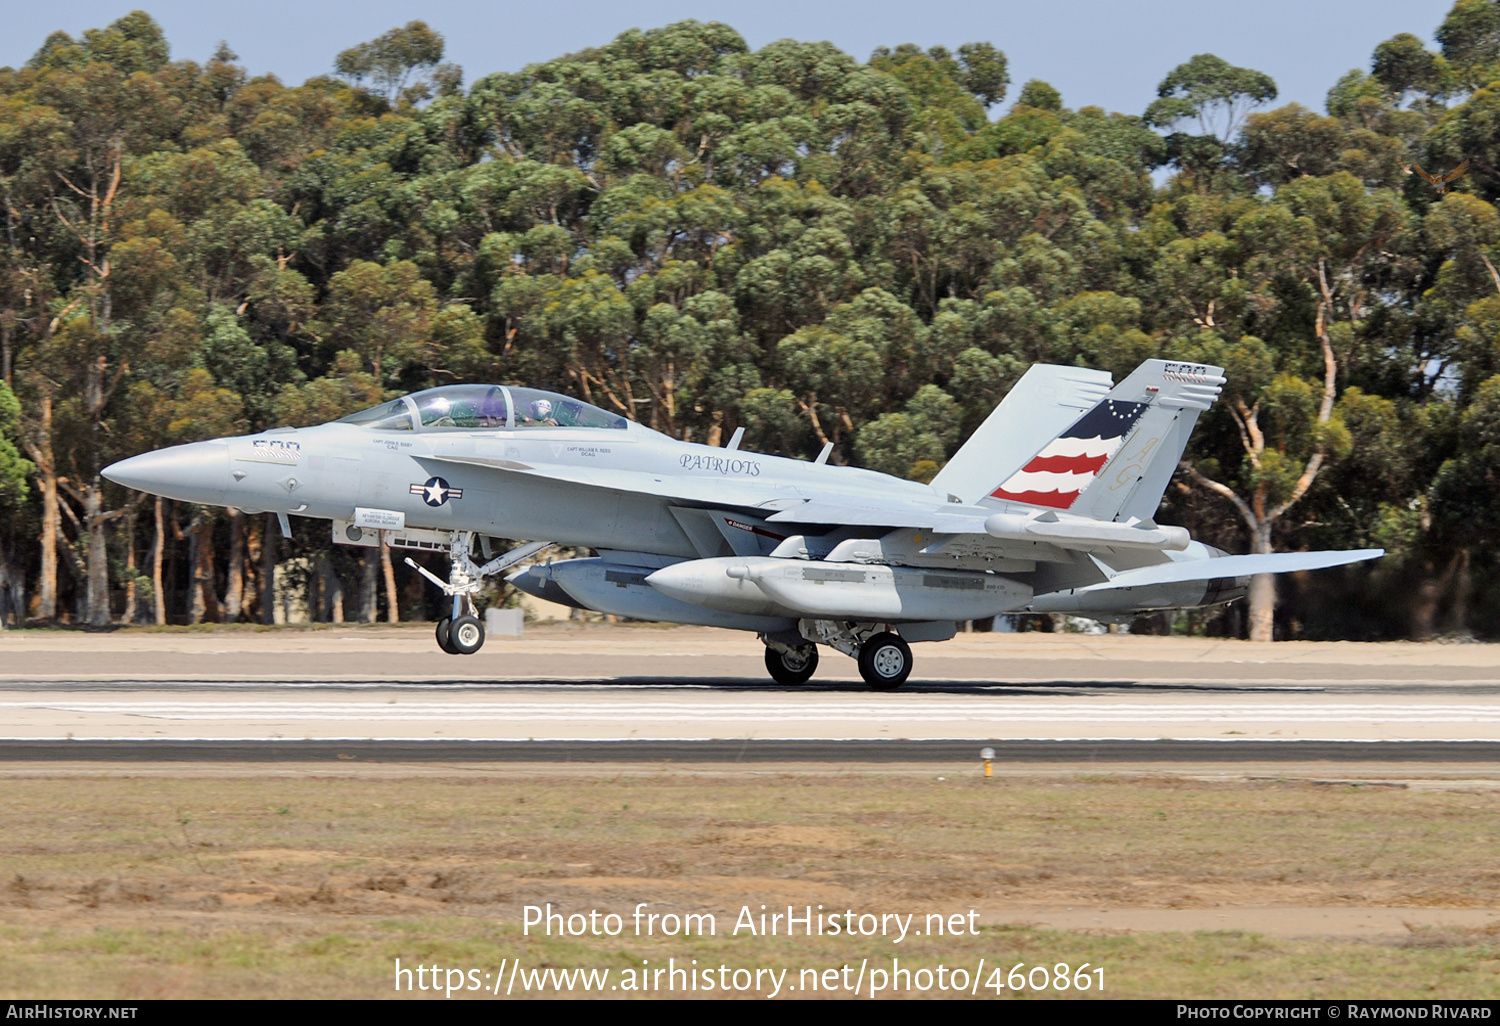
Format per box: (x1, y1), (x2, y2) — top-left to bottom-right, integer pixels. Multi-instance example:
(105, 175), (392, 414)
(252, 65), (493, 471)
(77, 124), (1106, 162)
(5, 700), (1500, 723)
(5, 689), (1500, 741)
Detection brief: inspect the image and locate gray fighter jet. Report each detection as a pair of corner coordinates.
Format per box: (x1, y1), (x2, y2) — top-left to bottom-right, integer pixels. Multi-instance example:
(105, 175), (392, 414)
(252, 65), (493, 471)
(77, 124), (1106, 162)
(102, 358), (1381, 688)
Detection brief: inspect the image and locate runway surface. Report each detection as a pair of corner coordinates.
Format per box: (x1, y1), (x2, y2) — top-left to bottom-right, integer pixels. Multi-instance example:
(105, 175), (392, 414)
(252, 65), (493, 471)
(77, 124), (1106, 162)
(3, 626), (1500, 759)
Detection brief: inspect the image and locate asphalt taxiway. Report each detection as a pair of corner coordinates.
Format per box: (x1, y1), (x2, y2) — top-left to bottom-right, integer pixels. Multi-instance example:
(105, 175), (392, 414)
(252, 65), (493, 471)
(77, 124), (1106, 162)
(2, 625), (1499, 761)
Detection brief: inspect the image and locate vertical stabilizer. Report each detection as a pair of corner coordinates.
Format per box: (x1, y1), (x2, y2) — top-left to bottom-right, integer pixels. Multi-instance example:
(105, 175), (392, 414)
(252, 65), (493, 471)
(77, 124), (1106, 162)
(980, 359), (1225, 522)
(930, 364), (1112, 505)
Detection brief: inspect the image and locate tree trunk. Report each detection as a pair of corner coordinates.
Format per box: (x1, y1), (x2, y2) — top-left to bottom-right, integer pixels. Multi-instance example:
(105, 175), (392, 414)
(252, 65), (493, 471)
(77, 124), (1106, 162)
(0, 541), (22, 629)
(122, 508), (137, 625)
(223, 510), (244, 622)
(38, 475), (58, 620)
(33, 398), (57, 620)
(1411, 550), (1466, 641)
(53, 522), (85, 623)
(1247, 520), (1275, 643)
(166, 504), (180, 624)
(308, 551), (323, 622)
(1409, 559), (1440, 642)
(187, 516), (204, 624)
(359, 549), (378, 623)
(199, 520), (221, 623)
(1446, 549), (1472, 637)
(152, 497), (166, 625)
(260, 514), (277, 625)
(380, 535), (399, 623)
(319, 552), (344, 623)
(84, 480), (110, 626)
(242, 527), (259, 623)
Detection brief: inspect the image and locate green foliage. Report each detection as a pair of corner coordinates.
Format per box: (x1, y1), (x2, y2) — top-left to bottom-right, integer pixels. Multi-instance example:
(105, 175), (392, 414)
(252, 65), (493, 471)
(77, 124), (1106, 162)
(1430, 374), (1500, 549)
(0, 382), (31, 524)
(1372, 33), (1446, 98)
(1017, 79), (1061, 112)
(957, 42), (1009, 107)
(856, 384), (962, 480)
(1436, 0), (1500, 86)
(1145, 53), (1277, 141)
(334, 21), (447, 106)
(4, 7), (1500, 637)
(27, 11), (170, 75)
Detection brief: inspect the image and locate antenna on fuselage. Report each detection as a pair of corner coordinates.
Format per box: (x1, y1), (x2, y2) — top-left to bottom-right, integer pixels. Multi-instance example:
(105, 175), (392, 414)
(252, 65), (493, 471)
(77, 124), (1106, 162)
(725, 427), (745, 451)
(814, 441), (833, 465)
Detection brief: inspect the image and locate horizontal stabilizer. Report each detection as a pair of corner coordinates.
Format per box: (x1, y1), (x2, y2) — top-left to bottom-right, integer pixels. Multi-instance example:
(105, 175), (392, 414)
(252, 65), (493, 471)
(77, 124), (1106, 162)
(1080, 549), (1384, 592)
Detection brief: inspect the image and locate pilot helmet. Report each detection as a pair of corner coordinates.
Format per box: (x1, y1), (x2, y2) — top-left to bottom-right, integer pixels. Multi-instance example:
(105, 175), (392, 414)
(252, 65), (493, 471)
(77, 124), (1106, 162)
(531, 399), (554, 420)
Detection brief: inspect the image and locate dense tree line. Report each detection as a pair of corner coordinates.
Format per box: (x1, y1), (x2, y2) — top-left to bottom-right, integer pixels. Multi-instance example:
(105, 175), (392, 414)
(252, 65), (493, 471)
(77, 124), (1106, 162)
(2, 8), (1500, 640)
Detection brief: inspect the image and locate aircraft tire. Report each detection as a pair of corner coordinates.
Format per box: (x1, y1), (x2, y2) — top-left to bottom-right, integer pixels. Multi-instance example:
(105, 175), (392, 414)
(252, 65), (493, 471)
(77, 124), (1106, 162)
(858, 632), (912, 691)
(435, 617), (458, 654)
(449, 615), (485, 655)
(764, 644), (819, 686)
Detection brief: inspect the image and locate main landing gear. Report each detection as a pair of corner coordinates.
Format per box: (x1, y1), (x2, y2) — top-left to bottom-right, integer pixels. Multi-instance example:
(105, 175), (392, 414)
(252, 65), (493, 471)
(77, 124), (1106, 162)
(764, 642), (819, 685)
(856, 632), (913, 691)
(762, 622), (915, 690)
(408, 531), (552, 655)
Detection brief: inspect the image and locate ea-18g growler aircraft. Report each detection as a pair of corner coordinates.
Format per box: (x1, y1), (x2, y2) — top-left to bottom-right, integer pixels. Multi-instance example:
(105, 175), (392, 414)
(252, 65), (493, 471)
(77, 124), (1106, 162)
(103, 359), (1381, 689)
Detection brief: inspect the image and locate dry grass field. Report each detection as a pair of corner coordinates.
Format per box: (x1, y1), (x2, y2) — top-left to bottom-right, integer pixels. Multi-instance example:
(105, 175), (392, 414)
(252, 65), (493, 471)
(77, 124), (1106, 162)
(2, 767), (1499, 999)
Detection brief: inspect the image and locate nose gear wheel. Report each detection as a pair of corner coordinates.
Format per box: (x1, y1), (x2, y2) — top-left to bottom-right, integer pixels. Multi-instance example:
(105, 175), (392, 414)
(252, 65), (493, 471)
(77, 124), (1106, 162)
(448, 615), (485, 655)
(435, 617), (457, 654)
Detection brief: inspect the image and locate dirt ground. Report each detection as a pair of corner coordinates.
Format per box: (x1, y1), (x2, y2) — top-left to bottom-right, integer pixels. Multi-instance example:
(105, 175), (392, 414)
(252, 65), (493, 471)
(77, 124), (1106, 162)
(3, 766), (1499, 999)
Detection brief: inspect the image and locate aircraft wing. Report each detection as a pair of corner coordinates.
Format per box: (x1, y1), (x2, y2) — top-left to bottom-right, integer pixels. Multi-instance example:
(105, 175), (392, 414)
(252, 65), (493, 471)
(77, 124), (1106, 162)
(420, 453), (781, 510)
(1078, 548), (1384, 592)
(763, 498), (986, 529)
(426, 453), (985, 526)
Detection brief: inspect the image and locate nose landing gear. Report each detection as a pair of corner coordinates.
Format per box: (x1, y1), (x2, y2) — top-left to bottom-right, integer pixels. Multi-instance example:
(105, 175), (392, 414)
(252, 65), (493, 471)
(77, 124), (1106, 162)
(447, 615), (485, 655)
(408, 532), (552, 655)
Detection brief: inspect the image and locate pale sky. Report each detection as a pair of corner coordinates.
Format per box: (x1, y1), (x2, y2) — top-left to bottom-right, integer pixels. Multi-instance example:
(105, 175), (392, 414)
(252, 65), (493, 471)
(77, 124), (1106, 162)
(2, 0), (1462, 118)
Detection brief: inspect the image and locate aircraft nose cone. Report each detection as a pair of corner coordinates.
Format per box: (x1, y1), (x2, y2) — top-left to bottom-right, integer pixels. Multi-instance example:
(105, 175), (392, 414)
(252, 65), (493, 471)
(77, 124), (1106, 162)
(102, 441), (229, 505)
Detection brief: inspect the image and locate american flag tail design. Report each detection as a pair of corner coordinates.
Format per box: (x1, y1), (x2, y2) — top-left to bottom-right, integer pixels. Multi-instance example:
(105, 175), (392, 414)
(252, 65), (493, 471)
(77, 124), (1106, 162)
(989, 398), (1148, 509)
(983, 359), (1225, 521)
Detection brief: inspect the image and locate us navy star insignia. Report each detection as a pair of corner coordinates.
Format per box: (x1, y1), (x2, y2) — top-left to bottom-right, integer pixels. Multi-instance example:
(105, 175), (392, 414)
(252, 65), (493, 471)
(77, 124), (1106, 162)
(410, 476), (463, 506)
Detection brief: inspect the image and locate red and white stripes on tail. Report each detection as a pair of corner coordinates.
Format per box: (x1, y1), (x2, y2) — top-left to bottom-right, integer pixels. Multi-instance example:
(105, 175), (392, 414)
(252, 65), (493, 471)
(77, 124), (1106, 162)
(989, 398), (1148, 509)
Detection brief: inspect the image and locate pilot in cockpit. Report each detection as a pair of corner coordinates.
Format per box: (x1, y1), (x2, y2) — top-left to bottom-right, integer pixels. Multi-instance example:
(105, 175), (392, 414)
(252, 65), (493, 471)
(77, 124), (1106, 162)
(528, 399), (559, 426)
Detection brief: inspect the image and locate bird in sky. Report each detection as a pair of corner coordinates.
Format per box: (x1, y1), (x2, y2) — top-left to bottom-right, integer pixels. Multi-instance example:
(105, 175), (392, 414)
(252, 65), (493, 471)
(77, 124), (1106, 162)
(1400, 157), (1470, 194)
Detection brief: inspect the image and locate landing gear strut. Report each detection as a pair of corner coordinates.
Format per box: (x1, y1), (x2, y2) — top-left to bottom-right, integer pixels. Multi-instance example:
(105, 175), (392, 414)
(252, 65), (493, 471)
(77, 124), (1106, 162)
(407, 532), (552, 655)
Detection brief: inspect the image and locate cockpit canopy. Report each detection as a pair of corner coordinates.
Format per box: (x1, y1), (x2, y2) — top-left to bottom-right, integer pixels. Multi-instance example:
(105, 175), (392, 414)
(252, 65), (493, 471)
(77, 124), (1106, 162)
(337, 385), (628, 432)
